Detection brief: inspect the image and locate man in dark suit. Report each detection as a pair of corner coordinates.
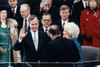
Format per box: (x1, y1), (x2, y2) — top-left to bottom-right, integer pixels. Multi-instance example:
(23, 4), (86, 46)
(7, 0), (21, 21)
(14, 4), (32, 62)
(31, 0), (60, 26)
(71, 0), (88, 24)
(56, 5), (77, 34)
(39, 13), (52, 35)
(71, 0), (88, 45)
(41, 25), (80, 66)
(17, 4), (31, 33)
(14, 15), (51, 63)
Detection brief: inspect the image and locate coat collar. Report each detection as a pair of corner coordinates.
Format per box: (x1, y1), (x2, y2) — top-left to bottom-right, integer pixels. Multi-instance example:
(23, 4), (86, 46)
(88, 7), (98, 13)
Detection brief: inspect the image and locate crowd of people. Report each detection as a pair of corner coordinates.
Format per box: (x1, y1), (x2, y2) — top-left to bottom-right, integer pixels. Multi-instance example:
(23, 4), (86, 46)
(0, 0), (100, 67)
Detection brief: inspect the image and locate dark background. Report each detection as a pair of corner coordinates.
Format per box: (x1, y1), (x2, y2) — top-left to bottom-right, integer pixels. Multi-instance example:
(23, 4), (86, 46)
(0, 0), (75, 10)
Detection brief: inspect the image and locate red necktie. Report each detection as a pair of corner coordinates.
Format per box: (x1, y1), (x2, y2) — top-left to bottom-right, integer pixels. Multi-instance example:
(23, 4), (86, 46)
(12, 8), (16, 16)
(45, 28), (48, 33)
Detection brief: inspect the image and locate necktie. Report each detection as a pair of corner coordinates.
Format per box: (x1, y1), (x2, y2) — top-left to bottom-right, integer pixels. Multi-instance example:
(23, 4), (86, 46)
(45, 28), (48, 33)
(62, 22), (65, 30)
(85, 3), (88, 9)
(34, 32), (38, 51)
(25, 19), (27, 32)
(12, 8), (15, 16)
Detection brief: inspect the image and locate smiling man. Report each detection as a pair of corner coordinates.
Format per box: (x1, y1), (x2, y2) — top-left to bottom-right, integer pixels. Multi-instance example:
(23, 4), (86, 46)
(14, 15), (51, 63)
(39, 13), (52, 35)
(56, 5), (76, 35)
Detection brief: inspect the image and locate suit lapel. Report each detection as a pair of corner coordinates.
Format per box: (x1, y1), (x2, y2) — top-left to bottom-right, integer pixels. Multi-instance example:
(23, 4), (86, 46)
(60, 19), (63, 30)
(28, 31), (37, 52)
(81, 1), (85, 10)
(38, 31), (40, 52)
(42, 27), (44, 32)
(38, 31), (42, 52)
(9, 7), (14, 16)
(15, 6), (20, 17)
(15, 7), (18, 17)
(9, 7), (16, 17)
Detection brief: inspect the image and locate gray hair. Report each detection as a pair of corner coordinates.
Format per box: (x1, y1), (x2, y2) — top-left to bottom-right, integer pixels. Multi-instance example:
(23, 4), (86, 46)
(64, 22), (80, 38)
(28, 15), (39, 24)
(20, 4), (31, 10)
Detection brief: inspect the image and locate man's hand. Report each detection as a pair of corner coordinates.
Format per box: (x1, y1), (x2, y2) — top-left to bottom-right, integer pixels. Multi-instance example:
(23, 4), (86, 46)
(43, 5), (49, 12)
(40, 2), (49, 12)
(40, 2), (44, 12)
(19, 27), (28, 40)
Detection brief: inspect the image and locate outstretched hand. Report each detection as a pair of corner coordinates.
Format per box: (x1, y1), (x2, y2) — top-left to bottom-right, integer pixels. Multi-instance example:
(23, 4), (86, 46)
(19, 27), (28, 40)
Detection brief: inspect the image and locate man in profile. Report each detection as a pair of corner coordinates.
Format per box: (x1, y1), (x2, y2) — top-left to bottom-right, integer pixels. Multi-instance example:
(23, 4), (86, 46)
(42, 25), (80, 65)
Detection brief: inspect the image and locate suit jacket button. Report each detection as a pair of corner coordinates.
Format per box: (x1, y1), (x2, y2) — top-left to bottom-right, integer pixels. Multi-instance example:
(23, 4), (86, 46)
(86, 19), (88, 21)
(87, 27), (88, 29)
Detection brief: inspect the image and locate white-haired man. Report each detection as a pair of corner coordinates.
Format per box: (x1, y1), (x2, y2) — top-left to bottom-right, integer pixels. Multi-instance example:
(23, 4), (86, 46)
(17, 4), (31, 33)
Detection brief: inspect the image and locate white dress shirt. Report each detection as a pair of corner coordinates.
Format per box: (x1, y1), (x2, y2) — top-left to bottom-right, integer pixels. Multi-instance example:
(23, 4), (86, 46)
(31, 30), (38, 51)
(43, 26), (50, 35)
(82, 0), (88, 8)
(61, 19), (69, 28)
(23, 15), (31, 30)
(11, 6), (17, 14)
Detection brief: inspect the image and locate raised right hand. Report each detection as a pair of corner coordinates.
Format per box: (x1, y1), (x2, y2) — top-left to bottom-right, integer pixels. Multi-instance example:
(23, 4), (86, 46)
(19, 27), (28, 40)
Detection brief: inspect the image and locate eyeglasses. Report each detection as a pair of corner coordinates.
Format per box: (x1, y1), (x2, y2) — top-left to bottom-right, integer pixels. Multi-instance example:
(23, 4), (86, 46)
(43, 19), (51, 22)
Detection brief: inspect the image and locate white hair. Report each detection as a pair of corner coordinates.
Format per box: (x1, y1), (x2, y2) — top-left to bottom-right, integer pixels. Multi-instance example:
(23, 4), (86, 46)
(64, 22), (80, 38)
(20, 4), (31, 10)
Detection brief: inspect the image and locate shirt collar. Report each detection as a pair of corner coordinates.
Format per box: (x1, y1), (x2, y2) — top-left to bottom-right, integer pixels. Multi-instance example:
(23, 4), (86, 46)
(82, 0), (88, 4)
(61, 19), (69, 25)
(82, 0), (88, 8)
(43, 26), (50, 31)
(11, 6), (17, 13)
(43, 26), (50, 29)
(30, 30), (38, 35)
(24, 14), (31, 21)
